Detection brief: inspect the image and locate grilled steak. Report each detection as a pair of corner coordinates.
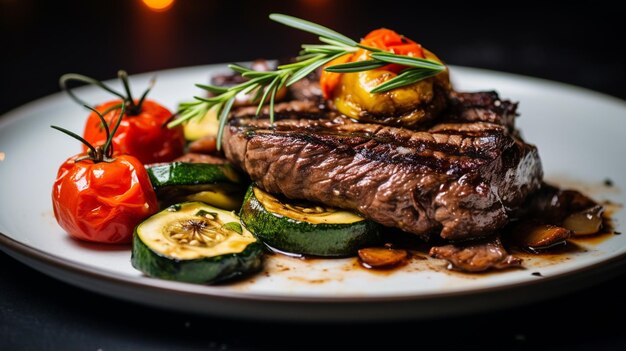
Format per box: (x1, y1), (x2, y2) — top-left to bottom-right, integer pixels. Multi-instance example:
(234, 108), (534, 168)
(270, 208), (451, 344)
(223, 91), (543, 241)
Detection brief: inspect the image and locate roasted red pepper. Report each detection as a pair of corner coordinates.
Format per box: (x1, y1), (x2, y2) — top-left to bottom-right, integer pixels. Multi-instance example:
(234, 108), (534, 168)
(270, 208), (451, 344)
(320, 28), (425, 99)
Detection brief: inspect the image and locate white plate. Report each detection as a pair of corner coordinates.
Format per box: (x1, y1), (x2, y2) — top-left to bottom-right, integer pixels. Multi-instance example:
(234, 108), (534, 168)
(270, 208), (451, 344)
(1, 65), (625, 321)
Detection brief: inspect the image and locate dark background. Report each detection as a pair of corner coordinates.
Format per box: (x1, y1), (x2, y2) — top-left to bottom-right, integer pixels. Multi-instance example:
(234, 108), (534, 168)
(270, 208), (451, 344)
(1, 0), (625, 349)
(1, 0), (624, 115)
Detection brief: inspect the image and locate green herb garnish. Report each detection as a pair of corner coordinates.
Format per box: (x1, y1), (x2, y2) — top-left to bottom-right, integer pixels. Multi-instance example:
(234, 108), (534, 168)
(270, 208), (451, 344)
(171, 13), (446, 149)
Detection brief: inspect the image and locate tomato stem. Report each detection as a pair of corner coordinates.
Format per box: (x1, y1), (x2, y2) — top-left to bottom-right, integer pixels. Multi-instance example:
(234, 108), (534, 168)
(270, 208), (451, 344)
(117, 70), (141, 115)
(59, 70), (156, 117)
(59, 73), (125, 107)
(136, 76), (156, 114)
(51, 104), (125, 162)
(50, 125), (97, 156)
(85, 105), (111, 144)
(103, 104), (125, 158)
(118, 70), (135, 106)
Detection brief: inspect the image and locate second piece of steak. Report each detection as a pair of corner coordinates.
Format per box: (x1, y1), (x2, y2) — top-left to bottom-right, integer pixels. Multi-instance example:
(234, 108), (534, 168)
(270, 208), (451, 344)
(223, 95), (542, 241)
(430, 237), (522, 272)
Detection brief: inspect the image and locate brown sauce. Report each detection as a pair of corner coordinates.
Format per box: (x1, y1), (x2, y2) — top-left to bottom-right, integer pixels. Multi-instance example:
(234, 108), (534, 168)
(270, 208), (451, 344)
(570, 230), (615, 245)
(511, 241), (585, 265)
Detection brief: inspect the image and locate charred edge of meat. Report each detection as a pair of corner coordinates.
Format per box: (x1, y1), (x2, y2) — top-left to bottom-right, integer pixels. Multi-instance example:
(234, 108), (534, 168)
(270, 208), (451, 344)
(443, 91), (518, 131)
(230, 99), (333, 124)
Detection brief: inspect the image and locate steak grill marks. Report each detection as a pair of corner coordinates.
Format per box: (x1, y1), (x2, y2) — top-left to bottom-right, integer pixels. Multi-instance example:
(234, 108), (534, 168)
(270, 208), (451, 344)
(245, 123), (509, 177)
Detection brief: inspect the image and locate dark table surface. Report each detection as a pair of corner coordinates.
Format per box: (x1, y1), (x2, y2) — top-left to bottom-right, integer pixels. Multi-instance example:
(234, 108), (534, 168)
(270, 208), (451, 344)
(1, 1), (625, 350)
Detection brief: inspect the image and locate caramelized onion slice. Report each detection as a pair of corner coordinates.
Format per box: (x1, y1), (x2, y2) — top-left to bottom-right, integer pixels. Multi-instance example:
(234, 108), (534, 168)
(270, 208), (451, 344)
(512, 222), (572, 250)
(358, 247), (407, 268)
(562, 205), (604, 236)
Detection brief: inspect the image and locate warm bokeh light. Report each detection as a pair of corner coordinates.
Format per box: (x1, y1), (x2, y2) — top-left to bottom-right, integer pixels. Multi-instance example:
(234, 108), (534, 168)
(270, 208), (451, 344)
(142, 0), (175, 12)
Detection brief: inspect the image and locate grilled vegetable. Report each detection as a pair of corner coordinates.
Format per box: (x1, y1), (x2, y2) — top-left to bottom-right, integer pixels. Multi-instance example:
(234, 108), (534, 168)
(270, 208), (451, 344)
(131, 202), (263, 284)
(61, 70), (185, 164)
(321, 28), (450, 128)
(240, 185), (380, 256)
(358, 247), (408, 268)
(512, 222), (572, 251)
(182, 105), (219, 141)
(51, 104), (159, 244)
(146, 162), (246, 210)
(562, 205), (604, 236)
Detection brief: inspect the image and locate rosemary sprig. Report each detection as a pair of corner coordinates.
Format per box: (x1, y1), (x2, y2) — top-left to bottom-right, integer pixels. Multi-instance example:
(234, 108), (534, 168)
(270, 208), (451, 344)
(171, 13), (446, 149)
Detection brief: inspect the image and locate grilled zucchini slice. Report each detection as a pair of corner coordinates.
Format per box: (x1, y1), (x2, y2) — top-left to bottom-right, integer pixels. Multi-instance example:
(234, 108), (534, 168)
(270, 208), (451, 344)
(132, 202), (263, 284)
(240, 186), (380, 257)
(146, 162), (245, 210)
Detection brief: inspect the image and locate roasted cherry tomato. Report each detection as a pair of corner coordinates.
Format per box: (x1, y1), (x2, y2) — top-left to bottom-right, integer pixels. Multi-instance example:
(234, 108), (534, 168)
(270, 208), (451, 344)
(51, 105), (158, 244)
(52, 153), (158, 243)
(60, 70), (185, 164)
(320, 28), (425, 99)
(82, 99), (185, 164)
